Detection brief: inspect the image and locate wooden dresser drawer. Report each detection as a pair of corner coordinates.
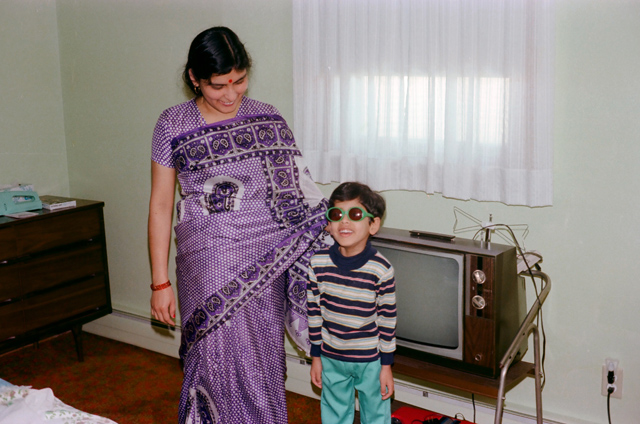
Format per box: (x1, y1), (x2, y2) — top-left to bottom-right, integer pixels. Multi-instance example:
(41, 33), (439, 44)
(22, 243), (104, 293)
(0, 226), (17, 260)
(15, 208), (102, 257)
(0, 265), (22, 301)
(0, 244), (104, 300)
(0, 302), (26, 341)
(22, 276), (108, 334)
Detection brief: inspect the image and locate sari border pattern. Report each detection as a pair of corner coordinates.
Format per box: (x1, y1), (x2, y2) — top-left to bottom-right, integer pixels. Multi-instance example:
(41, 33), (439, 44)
(179, 216), (326, 360)
(171, 114), (297, 173)
(172, 114), (328, 360)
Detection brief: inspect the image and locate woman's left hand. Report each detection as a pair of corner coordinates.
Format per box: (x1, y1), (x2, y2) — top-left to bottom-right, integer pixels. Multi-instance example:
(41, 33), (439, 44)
(151, 287), (176, 326)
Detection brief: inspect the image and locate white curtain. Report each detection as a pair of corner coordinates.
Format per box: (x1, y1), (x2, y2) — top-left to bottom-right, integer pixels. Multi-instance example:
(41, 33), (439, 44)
(293, 0), (554, 207)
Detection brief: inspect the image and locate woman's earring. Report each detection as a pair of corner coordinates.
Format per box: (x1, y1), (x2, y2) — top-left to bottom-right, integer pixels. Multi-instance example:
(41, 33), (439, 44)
(194, 85), (201, 95)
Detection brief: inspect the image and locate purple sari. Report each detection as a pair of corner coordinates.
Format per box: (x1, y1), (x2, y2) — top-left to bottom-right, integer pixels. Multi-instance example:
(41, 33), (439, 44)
(152, 98), (328, 424)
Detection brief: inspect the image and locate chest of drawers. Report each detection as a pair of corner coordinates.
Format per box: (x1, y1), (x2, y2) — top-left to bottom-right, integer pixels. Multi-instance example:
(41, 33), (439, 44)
(0, 198), (111, 360)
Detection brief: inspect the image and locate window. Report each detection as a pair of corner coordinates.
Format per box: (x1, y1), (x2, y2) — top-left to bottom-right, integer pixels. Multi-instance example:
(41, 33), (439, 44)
(293, 0), (554, 206)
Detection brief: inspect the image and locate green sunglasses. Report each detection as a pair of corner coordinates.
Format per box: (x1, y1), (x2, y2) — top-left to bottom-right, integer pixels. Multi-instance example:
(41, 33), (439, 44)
(326, 206), (375, 222)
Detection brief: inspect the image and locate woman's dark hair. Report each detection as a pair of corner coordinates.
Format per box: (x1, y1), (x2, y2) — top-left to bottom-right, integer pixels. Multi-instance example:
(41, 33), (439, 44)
(182, 26), (252, 95)
(329, 182), (386, 220)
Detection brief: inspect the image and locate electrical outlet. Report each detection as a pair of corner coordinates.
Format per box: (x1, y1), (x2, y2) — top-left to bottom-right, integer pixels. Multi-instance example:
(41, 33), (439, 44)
(601, 358), (623, 399)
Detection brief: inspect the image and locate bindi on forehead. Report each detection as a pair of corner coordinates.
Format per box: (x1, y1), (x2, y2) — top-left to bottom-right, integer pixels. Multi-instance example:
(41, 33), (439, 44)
(209, 71), (246, 85)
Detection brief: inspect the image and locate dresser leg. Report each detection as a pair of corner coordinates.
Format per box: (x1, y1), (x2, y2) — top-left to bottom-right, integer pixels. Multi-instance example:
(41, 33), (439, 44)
(72, 325), (84, 362)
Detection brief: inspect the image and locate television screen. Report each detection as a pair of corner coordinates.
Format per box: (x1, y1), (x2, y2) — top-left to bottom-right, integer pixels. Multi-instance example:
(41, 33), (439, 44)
(374, 244), (464, 356)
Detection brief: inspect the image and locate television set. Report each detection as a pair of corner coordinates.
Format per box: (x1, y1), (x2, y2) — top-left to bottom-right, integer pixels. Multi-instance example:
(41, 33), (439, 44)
(371, 227), (527, 378)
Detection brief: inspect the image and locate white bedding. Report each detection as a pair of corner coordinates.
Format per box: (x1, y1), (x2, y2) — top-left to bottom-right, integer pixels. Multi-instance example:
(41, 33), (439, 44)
(0, 379), (117, 424)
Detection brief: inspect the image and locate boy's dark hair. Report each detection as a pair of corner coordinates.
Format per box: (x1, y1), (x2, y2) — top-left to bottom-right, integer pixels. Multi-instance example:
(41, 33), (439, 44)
(329, 182), (386, 219)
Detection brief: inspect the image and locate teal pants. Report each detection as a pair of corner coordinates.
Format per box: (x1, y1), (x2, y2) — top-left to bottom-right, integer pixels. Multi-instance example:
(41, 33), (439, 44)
(320, 356), (391, 424)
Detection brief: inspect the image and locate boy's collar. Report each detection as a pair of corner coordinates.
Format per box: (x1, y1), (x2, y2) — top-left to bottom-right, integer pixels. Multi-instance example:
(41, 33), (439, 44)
(329, 241), (376, 270)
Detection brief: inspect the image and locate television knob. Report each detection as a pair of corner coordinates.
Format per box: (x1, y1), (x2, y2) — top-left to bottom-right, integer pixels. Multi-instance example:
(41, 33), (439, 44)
(472, 295), (486, 310)
(472, 269), (486, 285)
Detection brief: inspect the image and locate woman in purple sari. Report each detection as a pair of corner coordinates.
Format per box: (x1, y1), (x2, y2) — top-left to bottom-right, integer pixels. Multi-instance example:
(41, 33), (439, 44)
(148, 27), (328, 424)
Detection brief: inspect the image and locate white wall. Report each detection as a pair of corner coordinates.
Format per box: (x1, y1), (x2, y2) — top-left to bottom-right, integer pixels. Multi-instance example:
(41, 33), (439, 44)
(0, 0), (69, 195)
(2, 1), (639, 423)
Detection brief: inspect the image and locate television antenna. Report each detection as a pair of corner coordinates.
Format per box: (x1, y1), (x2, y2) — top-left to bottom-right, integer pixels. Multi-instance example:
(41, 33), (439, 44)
(453, 206), (543, 273)
(452, 206), (529, 248)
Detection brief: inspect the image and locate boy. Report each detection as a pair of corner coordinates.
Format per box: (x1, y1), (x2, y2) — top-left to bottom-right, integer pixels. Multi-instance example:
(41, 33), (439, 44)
(307, 182), (397, 424)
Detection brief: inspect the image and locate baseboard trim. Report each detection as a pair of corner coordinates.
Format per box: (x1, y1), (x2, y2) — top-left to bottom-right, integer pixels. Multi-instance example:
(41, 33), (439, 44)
(83, 311), (181, 359)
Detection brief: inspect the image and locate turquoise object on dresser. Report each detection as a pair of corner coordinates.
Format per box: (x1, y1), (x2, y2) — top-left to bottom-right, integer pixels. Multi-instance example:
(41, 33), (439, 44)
(0, 190), (42, 216)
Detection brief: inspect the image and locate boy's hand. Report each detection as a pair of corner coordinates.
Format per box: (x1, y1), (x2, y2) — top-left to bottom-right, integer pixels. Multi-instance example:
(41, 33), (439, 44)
(380, 365), (394, 400)
(310, 356), (323, 389)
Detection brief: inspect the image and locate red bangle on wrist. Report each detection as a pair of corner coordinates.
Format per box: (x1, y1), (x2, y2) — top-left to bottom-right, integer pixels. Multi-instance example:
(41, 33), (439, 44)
(151, 281), (172, 291)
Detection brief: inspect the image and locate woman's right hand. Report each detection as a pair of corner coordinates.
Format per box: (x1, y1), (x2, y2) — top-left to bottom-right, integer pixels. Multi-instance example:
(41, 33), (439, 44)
(151, 286), (176, 326)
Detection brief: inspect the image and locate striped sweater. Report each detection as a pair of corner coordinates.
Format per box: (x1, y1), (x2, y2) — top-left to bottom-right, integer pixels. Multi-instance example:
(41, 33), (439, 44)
(306, 242), (396, 365)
